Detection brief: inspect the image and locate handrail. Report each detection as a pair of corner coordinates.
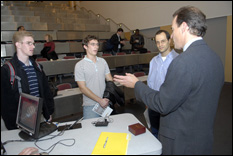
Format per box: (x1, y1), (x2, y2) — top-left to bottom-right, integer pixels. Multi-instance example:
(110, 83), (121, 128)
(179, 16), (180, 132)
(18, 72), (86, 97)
(80, 7), (131, 32)
(79, 7), (154, 41)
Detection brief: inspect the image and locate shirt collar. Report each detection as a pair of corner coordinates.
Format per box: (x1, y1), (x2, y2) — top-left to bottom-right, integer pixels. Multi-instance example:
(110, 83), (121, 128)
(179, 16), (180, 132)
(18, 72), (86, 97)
(158, 49), (175, 60)
(183, 37), (203, 52)
(19, 60), (32, 66)
(84, 55), (99, 63)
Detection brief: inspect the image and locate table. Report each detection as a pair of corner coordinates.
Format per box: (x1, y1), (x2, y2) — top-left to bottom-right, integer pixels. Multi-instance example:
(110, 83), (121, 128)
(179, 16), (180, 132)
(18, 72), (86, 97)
(1, 113), (162, 155)
(38, 53), (158, 76)
(53, 88), (83, 119)
(103, 52), (158, 69)
(38, 58), (81, 76)
(52, 76), (147, 119)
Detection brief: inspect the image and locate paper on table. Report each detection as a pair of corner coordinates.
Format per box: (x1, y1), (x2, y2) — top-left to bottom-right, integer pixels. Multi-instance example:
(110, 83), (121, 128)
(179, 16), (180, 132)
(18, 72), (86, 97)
(91, 132), (131, 155)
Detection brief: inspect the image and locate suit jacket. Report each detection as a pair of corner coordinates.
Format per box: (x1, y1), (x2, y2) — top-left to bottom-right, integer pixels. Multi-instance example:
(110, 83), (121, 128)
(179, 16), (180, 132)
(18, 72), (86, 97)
(110, 33), (124, 52)
(134, 40), (224, 155)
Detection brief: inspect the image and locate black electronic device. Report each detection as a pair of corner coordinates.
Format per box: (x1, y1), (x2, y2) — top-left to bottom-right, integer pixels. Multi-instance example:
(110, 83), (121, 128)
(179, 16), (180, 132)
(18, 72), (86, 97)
(57, 117), (83, 131)
(95, 119), (109, 127)
(57, 123), (82, 131)
(16, 93), (57, 141)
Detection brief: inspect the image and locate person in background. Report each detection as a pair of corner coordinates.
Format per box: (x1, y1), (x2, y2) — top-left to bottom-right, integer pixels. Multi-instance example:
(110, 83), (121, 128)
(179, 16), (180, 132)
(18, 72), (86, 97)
(74, 35), (113, 119)
(41, 34), (58, 60)
(114, 6), (224, 154)
(130, 29), (147, 53)
(110, 28), (126, 73)
(110, 28), (125, 55)
(147, 30), (179, 138)
(17, 26), (25, 31)
(130, 29), (148, 71)
(1, 31), (54, 130)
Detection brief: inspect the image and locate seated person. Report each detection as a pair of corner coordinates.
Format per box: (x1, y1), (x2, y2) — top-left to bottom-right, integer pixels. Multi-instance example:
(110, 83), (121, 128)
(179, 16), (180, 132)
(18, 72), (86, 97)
(41, 34), (58, 60)
(17, 26), (26, 31)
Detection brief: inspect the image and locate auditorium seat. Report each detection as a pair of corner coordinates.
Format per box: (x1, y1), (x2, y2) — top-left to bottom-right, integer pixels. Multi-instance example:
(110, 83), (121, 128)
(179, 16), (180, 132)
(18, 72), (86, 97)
(63, 56), (76, 59)
(36, 58), (48, 62)
(102, 53), (112, 57)
(117, 52), (126, 55)
(56, 83), (72, 91)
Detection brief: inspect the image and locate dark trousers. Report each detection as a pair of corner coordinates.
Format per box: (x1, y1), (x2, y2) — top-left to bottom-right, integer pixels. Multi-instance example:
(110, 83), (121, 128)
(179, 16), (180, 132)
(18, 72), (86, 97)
(149, 108), (160, 138)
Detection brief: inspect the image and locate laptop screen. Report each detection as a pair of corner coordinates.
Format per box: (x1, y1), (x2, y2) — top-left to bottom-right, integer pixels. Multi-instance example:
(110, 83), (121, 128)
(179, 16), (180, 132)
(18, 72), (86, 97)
(16, 93), (42, 136)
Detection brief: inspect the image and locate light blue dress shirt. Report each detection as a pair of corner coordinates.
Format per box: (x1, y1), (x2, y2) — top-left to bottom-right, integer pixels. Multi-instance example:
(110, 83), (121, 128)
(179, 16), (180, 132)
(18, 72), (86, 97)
(148, 49), (179, 91)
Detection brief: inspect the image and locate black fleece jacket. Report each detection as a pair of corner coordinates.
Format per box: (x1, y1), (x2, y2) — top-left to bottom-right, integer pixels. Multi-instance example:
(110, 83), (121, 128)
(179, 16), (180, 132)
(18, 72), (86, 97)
(1, 53), (54, 130)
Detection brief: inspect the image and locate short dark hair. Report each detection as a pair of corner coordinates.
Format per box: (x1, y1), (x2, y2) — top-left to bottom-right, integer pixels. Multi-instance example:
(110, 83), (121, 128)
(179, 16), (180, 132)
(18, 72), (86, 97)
(82, 35), (99, 46)
(173, 6), (207, 37)
(17, 26), (25, 31)
(117, 28), (124, 32)
(155, 30), (170, 41)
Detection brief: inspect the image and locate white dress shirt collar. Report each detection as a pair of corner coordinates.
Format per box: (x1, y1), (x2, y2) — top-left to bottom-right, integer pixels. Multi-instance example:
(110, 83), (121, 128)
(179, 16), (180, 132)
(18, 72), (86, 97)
(183, 37), (203, 52)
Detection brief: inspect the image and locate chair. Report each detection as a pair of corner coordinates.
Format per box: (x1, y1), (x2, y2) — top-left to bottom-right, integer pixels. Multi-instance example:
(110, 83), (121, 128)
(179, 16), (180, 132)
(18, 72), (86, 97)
(133, 72), (146, 77)
(63, 56), (76, 59)
(56, 83), (72, 91)
(36, 58), (48, 62)
(116, 52), (126, 55)
(102, 53), (112, 57)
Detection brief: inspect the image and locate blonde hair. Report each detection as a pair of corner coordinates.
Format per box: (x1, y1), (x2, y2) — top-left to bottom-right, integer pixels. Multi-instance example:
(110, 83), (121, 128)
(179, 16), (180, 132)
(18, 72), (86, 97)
(12, 31), (34, 45)
(45, 34), (53, 42)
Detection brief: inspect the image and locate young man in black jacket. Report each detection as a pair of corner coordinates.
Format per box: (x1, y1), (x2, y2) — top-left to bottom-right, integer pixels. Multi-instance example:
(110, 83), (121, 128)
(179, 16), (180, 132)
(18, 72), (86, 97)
(1, 31), (54, 130)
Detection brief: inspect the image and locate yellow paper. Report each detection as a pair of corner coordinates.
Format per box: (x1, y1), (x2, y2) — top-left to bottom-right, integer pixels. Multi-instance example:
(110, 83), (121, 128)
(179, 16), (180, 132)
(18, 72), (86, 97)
(91, 132), (131, 155)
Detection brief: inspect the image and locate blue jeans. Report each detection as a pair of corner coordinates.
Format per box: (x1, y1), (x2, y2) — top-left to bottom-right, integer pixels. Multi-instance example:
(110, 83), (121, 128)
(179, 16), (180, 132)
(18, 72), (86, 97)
(83, 105), (101, 120)
(151, 126), (159, 138)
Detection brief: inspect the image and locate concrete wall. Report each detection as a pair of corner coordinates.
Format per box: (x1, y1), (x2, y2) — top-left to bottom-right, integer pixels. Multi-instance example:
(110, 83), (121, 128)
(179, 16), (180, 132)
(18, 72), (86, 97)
(80, 1), (232, 30)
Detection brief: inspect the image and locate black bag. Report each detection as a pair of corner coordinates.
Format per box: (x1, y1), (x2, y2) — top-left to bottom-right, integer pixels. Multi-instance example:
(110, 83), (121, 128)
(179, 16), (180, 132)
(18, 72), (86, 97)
(139, 48), (148, 53)
(47, 51), (58, 60)
(40, 47), (51, 58)
(48, 81), (58, 97)
(104, 39), (114, 51)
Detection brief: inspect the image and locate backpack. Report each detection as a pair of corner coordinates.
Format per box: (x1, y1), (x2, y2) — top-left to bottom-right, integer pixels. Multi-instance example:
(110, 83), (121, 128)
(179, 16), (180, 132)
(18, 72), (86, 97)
(5, 61), (42, 94)
(104, 39), (114, 51)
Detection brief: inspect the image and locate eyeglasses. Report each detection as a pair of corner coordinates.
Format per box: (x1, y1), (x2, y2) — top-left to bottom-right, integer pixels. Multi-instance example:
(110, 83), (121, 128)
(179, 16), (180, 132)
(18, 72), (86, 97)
(88, 43), (99, 47)
(21, 42), (36, 46)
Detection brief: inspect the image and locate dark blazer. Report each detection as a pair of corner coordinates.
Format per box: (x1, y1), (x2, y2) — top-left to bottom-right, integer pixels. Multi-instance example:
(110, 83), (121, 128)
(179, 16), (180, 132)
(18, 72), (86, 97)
(110, 33), (124, 52)
(1, 53), (54, 130)
(134, 40), (224, 155)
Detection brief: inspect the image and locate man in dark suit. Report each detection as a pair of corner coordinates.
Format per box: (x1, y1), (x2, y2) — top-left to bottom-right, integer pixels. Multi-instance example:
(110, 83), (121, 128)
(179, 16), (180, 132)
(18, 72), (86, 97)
(110, 28), (126, 73)
(110, 28), (125, 55)
(114, 6), (224, 155)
